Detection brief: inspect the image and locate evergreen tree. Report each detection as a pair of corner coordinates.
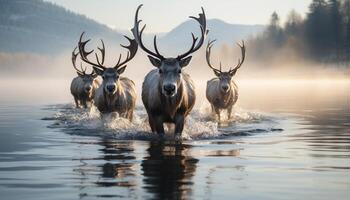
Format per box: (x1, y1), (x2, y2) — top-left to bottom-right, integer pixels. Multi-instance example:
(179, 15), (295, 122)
(304, 0), (330, 59)
(285, 10), (303, 37)
(342, 0), (350, 61)
(265, 12), (285, 47)
(328, 0), (342, 58)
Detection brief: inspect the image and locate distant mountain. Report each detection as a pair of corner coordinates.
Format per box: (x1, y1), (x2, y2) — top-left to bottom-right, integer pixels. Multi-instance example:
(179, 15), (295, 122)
(0, 0), (123, 54)
(158, 19), (264, 55)
(0, 0), (265, 55)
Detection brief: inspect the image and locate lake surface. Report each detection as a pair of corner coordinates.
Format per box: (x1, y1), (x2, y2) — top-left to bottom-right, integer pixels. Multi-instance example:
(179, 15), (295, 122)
(0, 79), (349, 200)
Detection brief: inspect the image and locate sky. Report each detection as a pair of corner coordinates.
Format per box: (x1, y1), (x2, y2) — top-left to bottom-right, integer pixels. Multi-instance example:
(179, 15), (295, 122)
(45, 0), (312, 33)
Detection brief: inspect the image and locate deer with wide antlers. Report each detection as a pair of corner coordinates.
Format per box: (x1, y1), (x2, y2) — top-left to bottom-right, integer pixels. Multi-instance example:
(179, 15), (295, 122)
(132, 4), (208, 139)
(70, 47), (100, 108)
(205, 39), (246, 122)
(77, 32), (138, 121)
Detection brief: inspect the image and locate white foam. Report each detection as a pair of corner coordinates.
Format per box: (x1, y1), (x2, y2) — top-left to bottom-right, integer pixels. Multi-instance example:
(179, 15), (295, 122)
(45, 103), (280, 140)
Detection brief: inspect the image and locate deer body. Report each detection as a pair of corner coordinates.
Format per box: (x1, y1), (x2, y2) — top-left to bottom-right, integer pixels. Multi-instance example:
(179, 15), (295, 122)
(94, 77), (136, 119)
(132, 4), (207, 138)
(206, 78), (238, 121)
(205, 39), (245, 122)
(70, 47), (99, 108)
(142, 69), (196, 135)
(77, 32), (138, 121)
(70, 76), (99, 108)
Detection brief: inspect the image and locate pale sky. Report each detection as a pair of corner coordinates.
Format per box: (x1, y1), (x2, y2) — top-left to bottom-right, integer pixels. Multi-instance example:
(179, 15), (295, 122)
(45, 0), (311, 33)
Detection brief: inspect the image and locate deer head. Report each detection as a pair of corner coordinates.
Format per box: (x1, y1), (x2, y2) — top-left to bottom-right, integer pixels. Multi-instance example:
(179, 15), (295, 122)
(72, 47), (98, 93)
(78, 32), (138, 95)
(132, 4), (208, 97)
(206, 39), (245, 93)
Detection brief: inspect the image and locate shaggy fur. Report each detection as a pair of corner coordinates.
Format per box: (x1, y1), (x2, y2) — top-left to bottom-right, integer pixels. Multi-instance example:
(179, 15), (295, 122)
(94, 77), (136, 121)
(206, 78), (238, 121)
(142, 69), (196, 137)
(70, 76), (99, 108)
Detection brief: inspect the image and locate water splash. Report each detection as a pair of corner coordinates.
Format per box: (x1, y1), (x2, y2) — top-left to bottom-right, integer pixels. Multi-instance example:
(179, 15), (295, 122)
(42, 103), (284, 140)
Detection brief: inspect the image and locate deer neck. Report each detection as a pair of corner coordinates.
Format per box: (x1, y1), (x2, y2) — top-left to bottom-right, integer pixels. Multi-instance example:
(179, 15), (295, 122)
(220, 86), (233, 104)
(159, 81), (184, 118)
(103, 82), (123, 110)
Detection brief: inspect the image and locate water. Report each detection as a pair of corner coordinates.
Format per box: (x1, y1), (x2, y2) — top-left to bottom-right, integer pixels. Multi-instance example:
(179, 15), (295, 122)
(0, 79), (349, 199)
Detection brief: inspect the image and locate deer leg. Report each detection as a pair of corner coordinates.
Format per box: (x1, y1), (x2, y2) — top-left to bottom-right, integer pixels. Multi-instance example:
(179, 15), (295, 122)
(74, 96), (79, 108)
(174, 114), (185, 141)
(82, 99), (88, 109)
(211, 104), (216, 116)
(228, 106), (233, 120)
(127, 111), (133, 122)
(148, 116), (156, 133)
(154, 116), (165, 138)
(214, 107), (221, 122)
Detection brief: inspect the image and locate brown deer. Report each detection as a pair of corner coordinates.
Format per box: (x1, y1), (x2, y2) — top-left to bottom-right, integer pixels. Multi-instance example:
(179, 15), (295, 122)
(70, 47), (100, 108)
(205, 39), (246, 122)
(77, 32), (138, 121)
(132, 4), (208, 139)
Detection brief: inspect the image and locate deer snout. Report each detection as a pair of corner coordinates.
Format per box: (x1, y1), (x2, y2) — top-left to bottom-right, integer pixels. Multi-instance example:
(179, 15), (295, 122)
(85, 85), (92, 92)
(106, 84), (116, 93)
(163, 84), (176, 96)
(221, 85), (230, 92)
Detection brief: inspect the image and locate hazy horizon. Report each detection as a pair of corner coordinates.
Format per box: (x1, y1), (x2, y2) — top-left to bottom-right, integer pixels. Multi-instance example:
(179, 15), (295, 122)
(44, 0), (311, 33)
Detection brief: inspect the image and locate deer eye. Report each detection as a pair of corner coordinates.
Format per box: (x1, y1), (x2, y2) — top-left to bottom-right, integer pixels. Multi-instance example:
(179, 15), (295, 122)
(178, 69), (181, 74)
(159, 69), (163, 74)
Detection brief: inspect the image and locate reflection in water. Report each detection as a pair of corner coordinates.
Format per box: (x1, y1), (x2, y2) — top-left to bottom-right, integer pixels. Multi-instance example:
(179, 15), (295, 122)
(0, 80), (350, 199)
(74, 140), (137, 199)
(290, 109), (350, 157)
(97, 140), (136, 187)
(141, 142), (198, 200)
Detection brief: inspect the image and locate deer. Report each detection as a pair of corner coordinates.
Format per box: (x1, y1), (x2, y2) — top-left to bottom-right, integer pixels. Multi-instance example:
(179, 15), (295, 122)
(70, 47), (100, 108)
(77, 32), (138, 121)
(132, 4), (208, 139)
(205, 39), (246, 122)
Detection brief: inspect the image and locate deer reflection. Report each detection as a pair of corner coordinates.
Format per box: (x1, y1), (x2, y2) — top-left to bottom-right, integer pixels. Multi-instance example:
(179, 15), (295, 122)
(141, 141), (198, 199)
(97, 140), (136, 188)
(74, 140), (137, 199)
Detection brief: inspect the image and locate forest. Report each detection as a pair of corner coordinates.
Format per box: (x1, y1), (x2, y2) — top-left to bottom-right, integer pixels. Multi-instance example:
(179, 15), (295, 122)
(250, 0), (350, 65)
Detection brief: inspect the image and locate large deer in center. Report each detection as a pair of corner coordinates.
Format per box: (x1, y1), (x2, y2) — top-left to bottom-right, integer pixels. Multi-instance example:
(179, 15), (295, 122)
(77, 32), (138, 121)
(132, 4), (208, 139)
(205, 39), (246, 122)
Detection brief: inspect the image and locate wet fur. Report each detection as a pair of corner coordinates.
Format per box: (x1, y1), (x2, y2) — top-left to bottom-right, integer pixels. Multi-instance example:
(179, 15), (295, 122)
(94, 77), (136, 121)
(206, 78), (238, 121)
(142, 69), (196, 136)
(70, 77), (99, 108)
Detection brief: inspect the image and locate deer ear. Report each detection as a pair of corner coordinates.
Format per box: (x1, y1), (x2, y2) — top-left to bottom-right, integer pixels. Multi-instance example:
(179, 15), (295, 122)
(179, 56), (192, 68)
(117, 65), (127, 74)
(76, 72), (84, 77)
(93, 67), (104, 76)
(148, 55), (161, 68)
(229, 69), (237, 76)
(214, 70), (221, 77)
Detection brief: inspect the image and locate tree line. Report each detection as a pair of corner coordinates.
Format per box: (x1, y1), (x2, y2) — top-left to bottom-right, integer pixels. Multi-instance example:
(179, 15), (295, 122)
(250, 0), (350, 65)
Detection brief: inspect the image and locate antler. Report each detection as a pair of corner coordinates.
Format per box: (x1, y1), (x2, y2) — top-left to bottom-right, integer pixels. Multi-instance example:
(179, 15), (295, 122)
(206, 40), (222, 74)
(95, 39), (105, 67)
(78, 32), (138, 70)
(72, 47), (88, 75)
(113, 36), (138, 69)
(229, 41), (246, 75)
(132, 4), (164, 60)
(132, 5), (207, 61)
(177, 7), (208, 60)
(78, 32), (106, 70)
